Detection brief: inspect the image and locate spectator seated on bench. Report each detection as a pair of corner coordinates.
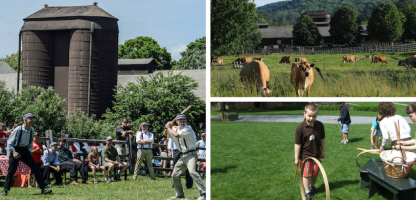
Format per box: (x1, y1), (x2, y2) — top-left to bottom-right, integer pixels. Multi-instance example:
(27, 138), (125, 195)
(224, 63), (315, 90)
(102, 136), (129, 182)
(41, 142), (62, 186)
(87, 147), (108, 183)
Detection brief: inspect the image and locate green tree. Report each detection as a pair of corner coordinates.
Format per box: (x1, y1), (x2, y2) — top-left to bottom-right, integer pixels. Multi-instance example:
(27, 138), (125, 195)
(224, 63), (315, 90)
(329, 6), (359, 46)
(395, 0), (415, 10)
(67, 110), (115, 139)
(102, 71), (205, 141)
(368, 3), (403, 43)
(118, 36), (172, 70)
(172, 37), (206, 70)
(211, 0), (262, 57)
(403, 4), (416, 40)
(292, 15), (322, 46)
(0, 52), (22, 72)
(0, 81), (16, 128)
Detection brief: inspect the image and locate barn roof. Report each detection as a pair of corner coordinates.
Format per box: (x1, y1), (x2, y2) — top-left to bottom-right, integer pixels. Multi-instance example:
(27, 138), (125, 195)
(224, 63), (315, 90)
(118, 58), (156, 65)
(259, 25), (368, 39)
(0, 62), (16, 74)
(24, 5), (117, 20)
(302, 11), (330, 17)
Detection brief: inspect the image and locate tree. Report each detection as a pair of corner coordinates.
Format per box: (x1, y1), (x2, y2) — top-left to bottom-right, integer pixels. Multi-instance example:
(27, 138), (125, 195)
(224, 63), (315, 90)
(368, 3), (403, 43)
(329, 6), (359, 46)
(395, 0), (416, 10)
(0, 81), (16, 128)
(102, 71), (205, 141)
(67, 110), (115, 139)
(118, 36), (172, 70)
(0, 52), (22, 72)
(172, 37), (206, 70)
(292, 15), (322, 46)
(211, 0), (262, 57)
(402, 4), (416, 40)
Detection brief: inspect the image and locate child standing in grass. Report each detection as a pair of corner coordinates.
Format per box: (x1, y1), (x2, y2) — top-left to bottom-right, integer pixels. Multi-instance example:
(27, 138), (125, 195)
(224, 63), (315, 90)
(295, 104), (325, 200)
(337, 102), (351, 144)
(370, 115), (382, 149)
(378, 102), (411, 153)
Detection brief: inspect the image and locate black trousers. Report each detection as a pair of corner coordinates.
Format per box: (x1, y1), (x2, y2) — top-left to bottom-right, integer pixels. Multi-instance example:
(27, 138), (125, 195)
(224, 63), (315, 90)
(173, 149), (193, 189)
(43, 164), (62, 185)
(4, 147), (46, 191)
(60, 160), (88, 182)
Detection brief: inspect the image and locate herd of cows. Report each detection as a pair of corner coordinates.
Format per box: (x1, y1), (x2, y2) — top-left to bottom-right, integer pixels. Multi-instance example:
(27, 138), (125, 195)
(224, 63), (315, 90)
(212, 54), (416, 97)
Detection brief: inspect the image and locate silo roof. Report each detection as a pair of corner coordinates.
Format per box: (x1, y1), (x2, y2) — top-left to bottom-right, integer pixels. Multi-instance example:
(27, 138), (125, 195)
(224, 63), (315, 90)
(24, 5), (118, 20)
(118, 58), (155, 65)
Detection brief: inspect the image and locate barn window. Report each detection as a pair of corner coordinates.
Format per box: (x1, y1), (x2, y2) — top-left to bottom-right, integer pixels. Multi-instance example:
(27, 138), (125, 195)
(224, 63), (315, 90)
(277, 40), (281, 44)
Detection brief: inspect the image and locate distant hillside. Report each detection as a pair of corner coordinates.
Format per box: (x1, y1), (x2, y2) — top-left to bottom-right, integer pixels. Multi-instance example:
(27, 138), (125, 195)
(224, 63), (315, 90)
(257, 0), (394, 26)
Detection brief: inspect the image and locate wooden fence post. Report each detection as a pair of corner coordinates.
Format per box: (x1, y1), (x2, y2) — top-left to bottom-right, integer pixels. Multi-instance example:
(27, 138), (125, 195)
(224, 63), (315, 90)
(45, 130), (53, 148)
(127, 135), (133, 174)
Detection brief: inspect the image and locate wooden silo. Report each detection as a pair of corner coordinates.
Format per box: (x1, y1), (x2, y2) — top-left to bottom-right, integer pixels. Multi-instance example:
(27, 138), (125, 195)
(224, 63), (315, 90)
(20, 3), (118, 118)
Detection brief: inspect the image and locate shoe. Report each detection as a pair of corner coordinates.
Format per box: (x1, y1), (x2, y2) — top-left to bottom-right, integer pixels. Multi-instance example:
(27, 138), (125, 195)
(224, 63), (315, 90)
(105, 179), (111, 183)
(170, 195), (185, 199)
(310, 186), (316, 195)
(94, 179), (98, 184)
(343, 141), (347, 144)
(305, 192), (312, 200)
(83, 180), (93, 184)
(2, 190), (7, 196)
(371, 146), (375, 149)
(69, 181), (80, 185)
(41, 188), (52, 194)
(340, 140), (345, 143)
(115, 174), (121, 181)
(198, 193), (206, 200)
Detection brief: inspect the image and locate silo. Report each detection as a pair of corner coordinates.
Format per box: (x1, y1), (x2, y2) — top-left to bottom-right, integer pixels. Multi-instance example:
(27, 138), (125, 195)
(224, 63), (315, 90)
(20, 3), (119, 117)
(22, 31), (54, 88)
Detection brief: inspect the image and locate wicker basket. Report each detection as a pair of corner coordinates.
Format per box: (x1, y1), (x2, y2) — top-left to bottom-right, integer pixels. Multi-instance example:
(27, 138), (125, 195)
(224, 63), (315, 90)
(380, 150), (416, 179)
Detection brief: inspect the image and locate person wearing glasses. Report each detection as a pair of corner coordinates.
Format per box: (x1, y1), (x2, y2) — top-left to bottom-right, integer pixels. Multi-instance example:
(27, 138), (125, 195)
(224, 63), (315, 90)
(115, 119), (134, 156)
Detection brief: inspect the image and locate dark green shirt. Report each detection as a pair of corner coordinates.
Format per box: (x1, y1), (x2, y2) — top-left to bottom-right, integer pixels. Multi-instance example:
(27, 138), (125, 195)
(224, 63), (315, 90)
(57, 148), (73, 163)
(102, 145), (118, 163)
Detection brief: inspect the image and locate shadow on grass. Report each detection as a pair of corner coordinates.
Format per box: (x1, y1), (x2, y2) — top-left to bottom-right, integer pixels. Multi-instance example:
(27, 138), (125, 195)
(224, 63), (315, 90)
(211, 165), (238, 174)
(317, 180), (359, 192)
(348, 138), (363, 143)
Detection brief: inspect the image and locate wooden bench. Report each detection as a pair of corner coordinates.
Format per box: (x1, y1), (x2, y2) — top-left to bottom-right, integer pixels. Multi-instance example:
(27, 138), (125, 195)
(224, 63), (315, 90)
(358, 159), (383, 189)
(363, 159), (416, 199)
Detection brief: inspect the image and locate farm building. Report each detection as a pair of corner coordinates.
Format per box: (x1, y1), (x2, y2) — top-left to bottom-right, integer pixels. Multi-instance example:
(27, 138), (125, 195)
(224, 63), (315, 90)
(258, 11), (377, 49)
(19, 3), (118, 117)
(118, 58), (157, 75)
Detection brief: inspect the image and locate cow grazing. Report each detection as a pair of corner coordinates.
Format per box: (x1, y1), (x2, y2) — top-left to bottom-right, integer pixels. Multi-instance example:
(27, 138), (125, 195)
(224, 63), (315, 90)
(290, 61), (325, 97)
(398, 56), (416, 71)
(343, 56), (358, 63)
(245, 57), (253, 63)
(213, 58), (223, 64)
(279, 56), (292, 64)
(254, 57), (263, 62)
(295, 57), (308, 63)
(239, 60), (272, 97)
(371, 55), (388, 64)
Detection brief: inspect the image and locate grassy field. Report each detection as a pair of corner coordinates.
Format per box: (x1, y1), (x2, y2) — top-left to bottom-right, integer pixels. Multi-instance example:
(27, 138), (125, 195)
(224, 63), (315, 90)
(0, 173), (204, 200)
(211, 121), (416, 200)
(211, 102), (411, 117)
(211, 52), (416, 97)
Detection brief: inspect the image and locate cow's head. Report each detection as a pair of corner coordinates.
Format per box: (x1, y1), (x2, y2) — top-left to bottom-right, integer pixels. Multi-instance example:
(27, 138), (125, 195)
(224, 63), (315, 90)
(298, 62), (314, 77)
(398, 60), (407, 66)
(259, 87), (272, 97)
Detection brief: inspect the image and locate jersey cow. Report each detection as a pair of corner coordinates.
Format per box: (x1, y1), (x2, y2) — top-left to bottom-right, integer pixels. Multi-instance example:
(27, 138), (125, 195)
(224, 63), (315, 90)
(343, 56), (358, 63)
(290, 61), (325, 97)
(253, 57), (263, 61)
(239, 60), (272, 97)
(213, 58), (223, 64)
(279, 56), (292, 64)
(295, 57), (308, 63)
(371, 55), (388, 64)
(234, 57), (252, 64)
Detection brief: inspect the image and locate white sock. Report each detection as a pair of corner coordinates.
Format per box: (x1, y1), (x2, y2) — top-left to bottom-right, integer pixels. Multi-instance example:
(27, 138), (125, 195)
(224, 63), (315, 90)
(305, 190), (310, 194)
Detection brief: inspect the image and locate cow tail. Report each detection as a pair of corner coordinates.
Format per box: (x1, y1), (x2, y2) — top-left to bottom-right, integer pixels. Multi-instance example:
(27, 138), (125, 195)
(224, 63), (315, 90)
(314, 67), (325, 82)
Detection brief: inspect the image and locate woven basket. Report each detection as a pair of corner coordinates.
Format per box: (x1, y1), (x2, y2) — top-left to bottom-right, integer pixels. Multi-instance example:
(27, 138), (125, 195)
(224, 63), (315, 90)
(380, 150), (416, 179)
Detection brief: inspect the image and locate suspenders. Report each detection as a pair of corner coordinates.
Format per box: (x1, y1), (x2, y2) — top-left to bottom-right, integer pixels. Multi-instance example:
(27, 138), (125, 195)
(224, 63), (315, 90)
(15, 125), (33, 148)
(139, 132), (151, 149)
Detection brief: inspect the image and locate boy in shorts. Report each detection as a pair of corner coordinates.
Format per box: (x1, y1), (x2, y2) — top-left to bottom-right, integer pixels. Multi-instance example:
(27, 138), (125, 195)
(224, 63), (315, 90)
(370, 115), (382, 149)
(295, 104), (325, 200)
(337, 102), (351, 144)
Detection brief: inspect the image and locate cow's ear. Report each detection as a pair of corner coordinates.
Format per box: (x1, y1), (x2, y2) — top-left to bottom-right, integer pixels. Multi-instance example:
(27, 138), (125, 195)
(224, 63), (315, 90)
(310, 63), (315, 68)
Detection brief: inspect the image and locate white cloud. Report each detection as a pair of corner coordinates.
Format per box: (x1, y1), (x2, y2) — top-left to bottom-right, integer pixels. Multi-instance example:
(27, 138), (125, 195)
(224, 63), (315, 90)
(169, 44), (187, 61)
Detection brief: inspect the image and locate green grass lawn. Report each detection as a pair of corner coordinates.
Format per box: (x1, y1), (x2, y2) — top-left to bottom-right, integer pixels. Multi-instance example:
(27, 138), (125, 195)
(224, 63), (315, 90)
(211, 52), (416, 97)
(211, 102), (410, 117)
(1, 173), (205, 199)
(211, 121), (416, 200)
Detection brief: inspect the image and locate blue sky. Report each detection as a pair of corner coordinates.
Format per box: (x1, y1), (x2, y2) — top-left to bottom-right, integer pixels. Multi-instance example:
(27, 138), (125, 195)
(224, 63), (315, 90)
(0, 0), (206, 61)
(255, 0), (285, 7)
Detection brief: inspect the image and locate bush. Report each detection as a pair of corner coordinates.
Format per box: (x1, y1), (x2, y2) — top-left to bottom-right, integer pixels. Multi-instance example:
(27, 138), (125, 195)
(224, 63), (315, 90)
(67, 110), (115, 139)
(318, 105), (340, 111)
(352, 105), (378, 112)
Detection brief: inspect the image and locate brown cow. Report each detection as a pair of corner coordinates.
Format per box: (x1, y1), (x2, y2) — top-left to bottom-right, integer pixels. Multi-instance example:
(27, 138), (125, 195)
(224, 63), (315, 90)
(239, 60), (272, 97)
(279, 56), (292, 64)
(371, 55), (388, 64)
(343, 56), (358, 63)
(295, 57), (308, 63)
(253, 57), (263, 62)
(245, 57), (253, 63)
(212, 58), (223, 64)
(290, 61), (325, 97)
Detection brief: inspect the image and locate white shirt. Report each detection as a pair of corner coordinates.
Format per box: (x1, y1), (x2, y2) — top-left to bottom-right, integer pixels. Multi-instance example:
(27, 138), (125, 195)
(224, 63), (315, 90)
(168, 124), (197, 153)
(136, 131), (154, 149)
(195, 140), (206, 159)
(380, 115), (411, 146)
